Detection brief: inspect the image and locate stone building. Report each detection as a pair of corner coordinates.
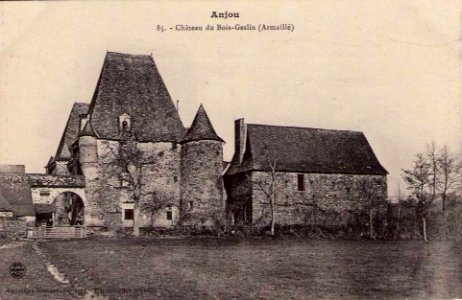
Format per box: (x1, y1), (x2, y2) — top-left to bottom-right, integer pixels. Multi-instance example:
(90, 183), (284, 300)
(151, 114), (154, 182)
(224, 119), (388, 228)
(45, 52), (225, 229)
(1, 51), (388, 233)
(0, 165), (36, 237)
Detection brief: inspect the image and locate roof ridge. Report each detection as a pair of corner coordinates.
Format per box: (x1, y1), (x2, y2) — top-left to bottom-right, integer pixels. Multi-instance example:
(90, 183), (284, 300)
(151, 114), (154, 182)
(106, 51), (152, 58)
(247, 123), (363, 134)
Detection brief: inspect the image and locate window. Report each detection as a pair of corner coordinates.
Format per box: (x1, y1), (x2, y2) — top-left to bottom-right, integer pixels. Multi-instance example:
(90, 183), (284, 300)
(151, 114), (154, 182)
(188, 201), (194, 211)
(118, 113), (131, 132)
(173, 176), (178, 183)
(297, 174), (305, 191)
(166, 205), (173, 220)
(124, 209), (134, 220)
(122, 120), (128, 132)
(40, 189), (50, 197)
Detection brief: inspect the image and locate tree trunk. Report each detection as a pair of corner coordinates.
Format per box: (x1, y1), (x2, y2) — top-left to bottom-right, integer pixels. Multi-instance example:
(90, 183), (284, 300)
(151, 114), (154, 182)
(457, 212), (462, 242)
(422, 216), (427, 242)
(133, 200), (140, 237)
(369, 209), (374, 239)
(442, 193), (446, 212)
(270, 193), (275, 236)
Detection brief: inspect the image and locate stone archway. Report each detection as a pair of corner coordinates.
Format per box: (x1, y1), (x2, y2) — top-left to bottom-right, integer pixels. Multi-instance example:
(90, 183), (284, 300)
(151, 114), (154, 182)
(53, 192), (85, 226)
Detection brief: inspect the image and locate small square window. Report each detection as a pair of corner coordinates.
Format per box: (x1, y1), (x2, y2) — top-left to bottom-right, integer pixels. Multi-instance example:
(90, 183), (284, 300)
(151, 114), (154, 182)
(124, 209), (134, 220)
(188, 201), (194, 211)
(297, 174), (305, 191)
(166, 211), (172, 220)
(174, 176), (178, 183)
(40, 190), (50, 196)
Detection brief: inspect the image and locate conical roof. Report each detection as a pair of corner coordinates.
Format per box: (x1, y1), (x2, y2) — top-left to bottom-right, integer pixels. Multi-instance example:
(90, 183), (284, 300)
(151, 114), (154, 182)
(182, 105), (224, 143)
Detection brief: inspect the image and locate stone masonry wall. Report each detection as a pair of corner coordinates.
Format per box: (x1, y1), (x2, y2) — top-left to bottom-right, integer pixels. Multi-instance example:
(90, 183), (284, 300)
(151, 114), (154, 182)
(80, 137), (182, 229)
(250, 171), (387, 227)
(224, 173), (253, 225)
(0, 218), (30, 238)
(138, 142), (181, 227)
(181, 141), (224, 226)
(79, 136), (104, 226)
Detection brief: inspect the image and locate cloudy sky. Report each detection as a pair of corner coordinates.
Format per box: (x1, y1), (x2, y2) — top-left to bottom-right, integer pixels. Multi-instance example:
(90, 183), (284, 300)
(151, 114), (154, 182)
(0, 1), (460, 197)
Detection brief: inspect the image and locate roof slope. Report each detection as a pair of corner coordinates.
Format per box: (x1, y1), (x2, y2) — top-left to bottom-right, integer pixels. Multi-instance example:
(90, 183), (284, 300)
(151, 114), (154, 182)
(55, 102), (89, 160)
(226, 124), (388, 176)
(87, 52), (185, 142)
(0, 174), (35, 216)
(182, 105), (224, 143)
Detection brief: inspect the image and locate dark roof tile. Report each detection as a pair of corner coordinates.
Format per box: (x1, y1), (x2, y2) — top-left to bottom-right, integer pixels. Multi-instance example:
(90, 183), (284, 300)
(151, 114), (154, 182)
(182, 105), (224, 143)
(226, 123), (387, 176)
(55, 102), (89, 160)
(87, 52), (185, 142)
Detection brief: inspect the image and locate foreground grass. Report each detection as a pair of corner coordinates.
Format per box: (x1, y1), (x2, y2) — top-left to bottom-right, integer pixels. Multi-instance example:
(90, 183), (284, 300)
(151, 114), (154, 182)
(0, 241), (75, 299)
(2, 238), (462, 299)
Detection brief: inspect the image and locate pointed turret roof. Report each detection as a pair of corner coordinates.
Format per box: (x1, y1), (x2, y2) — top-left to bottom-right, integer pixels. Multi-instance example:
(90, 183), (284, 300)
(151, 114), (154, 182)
(80, 120), (96, 137)
(86, 52), (185, 142)
(55, 144), (71, 161)
(182, 104), (224, 143)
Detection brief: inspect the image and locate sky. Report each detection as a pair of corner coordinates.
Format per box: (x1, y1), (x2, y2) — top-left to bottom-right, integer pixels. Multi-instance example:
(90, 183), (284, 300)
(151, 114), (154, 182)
(0, 1), (460, 198)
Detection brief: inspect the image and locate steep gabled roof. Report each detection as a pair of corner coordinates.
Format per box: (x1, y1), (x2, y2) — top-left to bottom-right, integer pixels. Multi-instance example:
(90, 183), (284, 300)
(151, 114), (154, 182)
(182, 105), (224, 143)
(226, 123), (388, 176)
(87, 52), (186, 142)
(55, 102), (89, 160)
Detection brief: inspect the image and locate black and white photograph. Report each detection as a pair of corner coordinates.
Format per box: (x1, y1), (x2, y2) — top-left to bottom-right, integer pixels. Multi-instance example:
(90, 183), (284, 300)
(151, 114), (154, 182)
(0, 1), (461, 299)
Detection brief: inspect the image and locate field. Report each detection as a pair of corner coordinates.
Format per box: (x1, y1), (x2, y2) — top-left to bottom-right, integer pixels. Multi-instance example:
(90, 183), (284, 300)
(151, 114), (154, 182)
(1, 238), (462, 299)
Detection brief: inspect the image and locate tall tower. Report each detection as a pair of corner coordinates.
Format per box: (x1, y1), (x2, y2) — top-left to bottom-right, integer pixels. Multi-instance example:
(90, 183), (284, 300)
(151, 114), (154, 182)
(180, 105), (224, 225)
(78, 119), (102, 226)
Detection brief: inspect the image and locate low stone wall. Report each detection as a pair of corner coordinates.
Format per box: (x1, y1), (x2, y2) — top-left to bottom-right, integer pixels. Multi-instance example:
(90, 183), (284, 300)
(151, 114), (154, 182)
(0, 218), (30, 239)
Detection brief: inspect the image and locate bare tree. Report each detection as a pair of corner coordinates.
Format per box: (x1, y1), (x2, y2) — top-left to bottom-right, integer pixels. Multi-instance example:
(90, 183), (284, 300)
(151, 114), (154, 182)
(359, 179), (376, 239)
(250, 144), (280, 236)
(116, 137), (144, 237)
(426, 142), (440, 205)
(438, 145), (461, 212)
(402, 153), (432, 241)
(141, 191), (174, 227)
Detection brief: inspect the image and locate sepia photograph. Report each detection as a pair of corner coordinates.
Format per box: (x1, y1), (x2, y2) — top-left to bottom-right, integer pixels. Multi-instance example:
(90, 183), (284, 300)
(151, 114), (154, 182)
(0, 1), (461, 299)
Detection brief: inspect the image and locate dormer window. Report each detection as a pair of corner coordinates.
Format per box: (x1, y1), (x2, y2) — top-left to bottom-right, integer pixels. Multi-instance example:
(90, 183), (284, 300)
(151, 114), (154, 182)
(119, 113), (132, 132)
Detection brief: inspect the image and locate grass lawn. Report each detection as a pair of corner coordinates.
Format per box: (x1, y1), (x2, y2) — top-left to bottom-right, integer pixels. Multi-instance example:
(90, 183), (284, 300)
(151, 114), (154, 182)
(1, 238), (462, 299)
(0, 241), (76, 299)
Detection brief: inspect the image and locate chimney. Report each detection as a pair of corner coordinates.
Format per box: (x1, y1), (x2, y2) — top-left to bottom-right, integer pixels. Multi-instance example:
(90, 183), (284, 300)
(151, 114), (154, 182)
(235, 118), (247, 164)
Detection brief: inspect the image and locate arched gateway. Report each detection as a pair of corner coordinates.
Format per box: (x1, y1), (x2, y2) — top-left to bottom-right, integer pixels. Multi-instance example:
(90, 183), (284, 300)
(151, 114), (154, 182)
(29, 174), (86, 227)
(53, 191), (85, 226)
